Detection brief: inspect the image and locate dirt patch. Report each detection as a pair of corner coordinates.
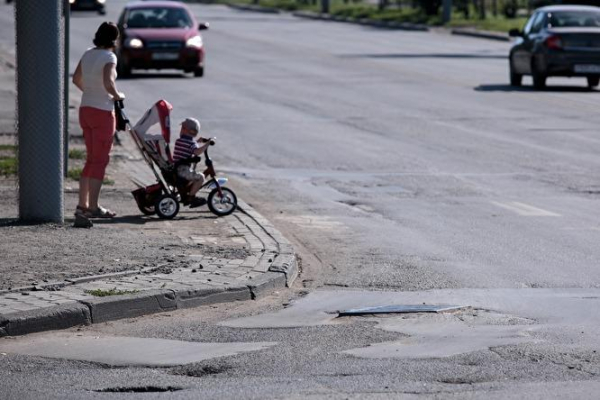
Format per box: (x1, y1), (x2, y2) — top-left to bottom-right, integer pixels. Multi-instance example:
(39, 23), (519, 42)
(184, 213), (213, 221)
(194, 244), (253, 259)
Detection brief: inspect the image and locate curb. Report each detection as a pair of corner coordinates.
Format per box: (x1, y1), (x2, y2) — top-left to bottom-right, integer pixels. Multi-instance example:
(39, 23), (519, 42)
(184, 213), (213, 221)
(292, 11), (429, 31)
(451, 28), (509, 42)
(0, 304), (91, 337)
(227, 3), (281, 14)
(237, 200), (298, 287)
(0, 202), (297, 337)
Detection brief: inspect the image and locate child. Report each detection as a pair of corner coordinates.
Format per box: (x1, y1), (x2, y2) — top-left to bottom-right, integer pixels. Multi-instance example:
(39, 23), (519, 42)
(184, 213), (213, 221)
(173, 117), (214, 208)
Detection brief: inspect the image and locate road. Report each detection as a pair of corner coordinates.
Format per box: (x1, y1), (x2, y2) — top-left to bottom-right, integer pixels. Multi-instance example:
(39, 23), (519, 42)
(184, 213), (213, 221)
(2, 1), (600, 398)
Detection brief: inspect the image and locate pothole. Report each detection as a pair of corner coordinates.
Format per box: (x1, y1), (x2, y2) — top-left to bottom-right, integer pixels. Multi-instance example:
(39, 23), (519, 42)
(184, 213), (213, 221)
(337, 200), (375, 213)
(170, 364), (231, 378)
(93, 386), (184, 393)
(438, 376), (491, 385)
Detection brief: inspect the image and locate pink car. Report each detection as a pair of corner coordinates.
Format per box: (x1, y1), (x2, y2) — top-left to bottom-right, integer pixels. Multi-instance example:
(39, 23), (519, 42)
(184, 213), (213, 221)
(116, 1), (208, 77)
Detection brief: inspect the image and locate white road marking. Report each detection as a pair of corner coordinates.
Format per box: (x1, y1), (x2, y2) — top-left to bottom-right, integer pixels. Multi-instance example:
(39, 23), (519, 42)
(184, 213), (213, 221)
(491, 201), (560, 217)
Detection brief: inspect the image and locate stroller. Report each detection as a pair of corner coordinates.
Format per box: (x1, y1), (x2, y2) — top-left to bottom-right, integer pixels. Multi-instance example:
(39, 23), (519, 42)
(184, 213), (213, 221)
(116, 99), (237, 219)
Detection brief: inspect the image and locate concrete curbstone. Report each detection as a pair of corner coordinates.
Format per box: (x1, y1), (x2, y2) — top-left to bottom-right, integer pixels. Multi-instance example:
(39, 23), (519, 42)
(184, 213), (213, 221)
(65, 267), (158, 285)
(174, 285), (251, 309)
(269, 254), (298, 287)
(80, 289), (177, 324)
(227, 4), (281, 14)
(292, 11), (429, 31)
(0, 314), (8, 337)
(247, 272), (287, 299)
(451, 28), (509, 42)
(0, 303), (91, 337)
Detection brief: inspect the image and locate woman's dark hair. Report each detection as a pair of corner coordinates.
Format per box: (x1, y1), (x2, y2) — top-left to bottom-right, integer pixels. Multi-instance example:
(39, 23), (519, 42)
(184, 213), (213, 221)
(93, 22), (119, 48)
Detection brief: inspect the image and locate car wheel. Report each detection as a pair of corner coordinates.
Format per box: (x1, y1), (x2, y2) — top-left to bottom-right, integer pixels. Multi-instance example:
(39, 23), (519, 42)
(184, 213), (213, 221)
(531, 60), (546, 90)
(193, 66), (204, 78)
(587, 76), (599, 88)
(509, 58), (522, 87)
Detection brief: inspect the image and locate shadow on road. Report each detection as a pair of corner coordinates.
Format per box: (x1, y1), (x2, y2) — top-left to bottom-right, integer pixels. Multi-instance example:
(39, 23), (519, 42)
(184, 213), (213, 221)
(475, 84), (595, 92)
(118, 73), (189, 81)
(0, 211), (215, 227)
(90, 211), (215, 225)
(340, 53), (507, 59)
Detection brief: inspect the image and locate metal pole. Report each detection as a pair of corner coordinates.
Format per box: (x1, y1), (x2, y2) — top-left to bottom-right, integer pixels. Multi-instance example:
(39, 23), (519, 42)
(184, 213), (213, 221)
(15, 0), (64, 223)
(64, 0), (69, 178)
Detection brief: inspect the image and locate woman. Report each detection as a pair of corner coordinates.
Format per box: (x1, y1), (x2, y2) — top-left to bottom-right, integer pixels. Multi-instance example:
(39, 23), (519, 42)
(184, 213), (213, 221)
(72, 22), (124, 220)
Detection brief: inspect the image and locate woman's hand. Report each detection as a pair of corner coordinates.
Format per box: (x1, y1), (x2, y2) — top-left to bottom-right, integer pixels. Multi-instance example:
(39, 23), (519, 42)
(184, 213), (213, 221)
(103, 63), (123, 101)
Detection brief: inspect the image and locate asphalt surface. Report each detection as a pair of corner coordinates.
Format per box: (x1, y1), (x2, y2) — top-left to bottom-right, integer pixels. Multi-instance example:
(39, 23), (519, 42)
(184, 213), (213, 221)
(2, 1), (600, 398)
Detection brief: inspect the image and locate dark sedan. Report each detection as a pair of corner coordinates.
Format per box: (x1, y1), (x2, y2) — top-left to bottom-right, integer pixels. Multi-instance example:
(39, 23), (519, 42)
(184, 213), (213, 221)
(116, 1), (208, 77)
(69, 0), (106, 15)
(509, 5), (600, 89)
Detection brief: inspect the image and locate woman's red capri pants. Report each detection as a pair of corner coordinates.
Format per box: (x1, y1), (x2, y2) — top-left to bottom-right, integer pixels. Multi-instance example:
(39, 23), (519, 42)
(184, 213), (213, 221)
(79, 106), (115, 180)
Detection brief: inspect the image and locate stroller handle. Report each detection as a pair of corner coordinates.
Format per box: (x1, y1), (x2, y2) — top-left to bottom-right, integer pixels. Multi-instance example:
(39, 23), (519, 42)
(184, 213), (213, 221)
(115, 99), (125, 110)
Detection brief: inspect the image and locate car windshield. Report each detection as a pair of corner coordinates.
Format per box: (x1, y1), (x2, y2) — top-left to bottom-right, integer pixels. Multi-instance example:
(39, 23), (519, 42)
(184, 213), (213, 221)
(548, 11), (600, 28)
(126, 7), (193, 29)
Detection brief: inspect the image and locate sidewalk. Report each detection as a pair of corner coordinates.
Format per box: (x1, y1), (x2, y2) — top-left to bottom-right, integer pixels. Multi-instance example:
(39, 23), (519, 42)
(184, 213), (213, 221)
(0, 146), (297, 337)
(0, 50), (297, 338)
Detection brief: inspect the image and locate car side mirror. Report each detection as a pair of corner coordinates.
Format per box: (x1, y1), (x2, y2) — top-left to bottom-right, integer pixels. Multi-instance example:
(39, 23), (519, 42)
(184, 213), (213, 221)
(509, 28), (522, 37)
(198, 22), (209, 31)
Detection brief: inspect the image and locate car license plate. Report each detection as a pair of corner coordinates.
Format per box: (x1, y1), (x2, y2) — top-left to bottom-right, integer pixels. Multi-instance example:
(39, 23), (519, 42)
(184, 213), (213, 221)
(574, 64), (600, 73)
(152, 52), (179, 61)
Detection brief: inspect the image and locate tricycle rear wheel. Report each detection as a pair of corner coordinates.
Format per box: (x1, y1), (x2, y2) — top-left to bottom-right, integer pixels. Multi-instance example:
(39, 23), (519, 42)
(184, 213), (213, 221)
(155, 194), (179, 219)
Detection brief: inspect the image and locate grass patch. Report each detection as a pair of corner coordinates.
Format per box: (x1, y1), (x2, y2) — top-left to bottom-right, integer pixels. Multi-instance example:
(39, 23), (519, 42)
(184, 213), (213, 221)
(67, 168), (114, 185)
(221, 0), (528, 31)
(68, 148), (86, 160)
(0, 156), (17, 176)
(67, 167), (83, 181)
(0, 145), (17, 176)
(86, 288), (140, 297)
(448, 15), (528, 33)
(330, 4), (436, 24)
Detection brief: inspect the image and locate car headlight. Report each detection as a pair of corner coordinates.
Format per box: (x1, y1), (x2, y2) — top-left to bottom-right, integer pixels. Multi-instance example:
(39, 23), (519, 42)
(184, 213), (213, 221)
(97, 0), (106, 4)
(125, 38), (143, 49)
(69, 0), (75, 4)
(186, 36), (203, 48)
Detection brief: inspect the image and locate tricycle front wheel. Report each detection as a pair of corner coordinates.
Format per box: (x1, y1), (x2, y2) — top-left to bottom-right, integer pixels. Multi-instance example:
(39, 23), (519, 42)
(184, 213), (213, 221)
(207, 187), (237, 216)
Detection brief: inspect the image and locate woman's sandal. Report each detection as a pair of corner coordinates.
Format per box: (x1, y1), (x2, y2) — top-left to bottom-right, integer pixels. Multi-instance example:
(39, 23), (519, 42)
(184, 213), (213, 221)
(88, 206), (116, 219)
(75, 205), (92, 218)
(74, 206), (93, 228)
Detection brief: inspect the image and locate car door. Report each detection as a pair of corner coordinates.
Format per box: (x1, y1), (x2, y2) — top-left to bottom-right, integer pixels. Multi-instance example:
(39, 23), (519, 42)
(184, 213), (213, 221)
(522, 12), (547, 74)
(513, 12), (545, 74)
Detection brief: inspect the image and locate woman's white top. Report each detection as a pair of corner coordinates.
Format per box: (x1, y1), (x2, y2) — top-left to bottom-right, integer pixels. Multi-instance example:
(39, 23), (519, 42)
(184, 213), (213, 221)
(79, 48), (117, 112)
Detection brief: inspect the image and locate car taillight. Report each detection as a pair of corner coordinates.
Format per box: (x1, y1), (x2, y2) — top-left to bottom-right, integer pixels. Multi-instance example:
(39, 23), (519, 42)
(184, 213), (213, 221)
(545, 35), (563, 50)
